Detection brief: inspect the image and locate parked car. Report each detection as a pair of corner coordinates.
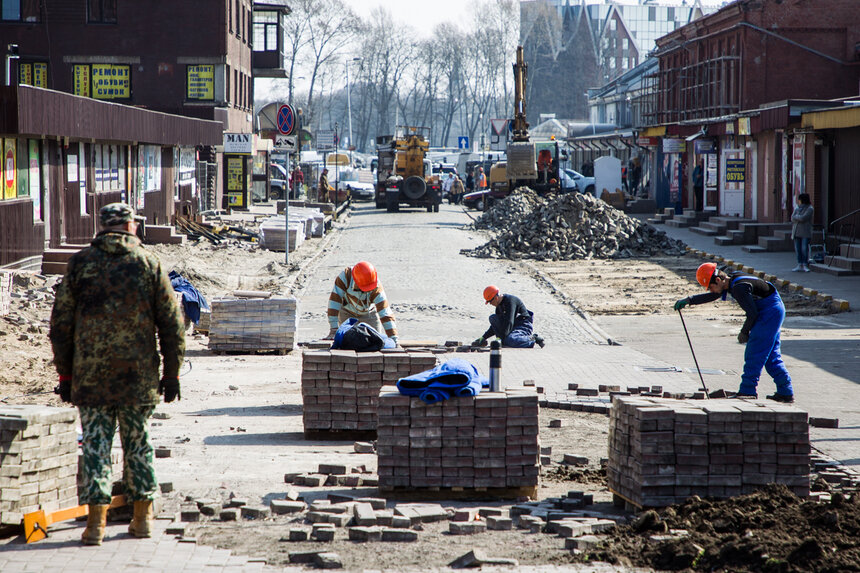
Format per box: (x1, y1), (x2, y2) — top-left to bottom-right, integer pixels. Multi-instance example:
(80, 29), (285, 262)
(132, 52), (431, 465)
(563, 168), (595, 195)
(462, 189), (490, 211)
(337, 169), (375, 201)
(269, 163), (289, 200)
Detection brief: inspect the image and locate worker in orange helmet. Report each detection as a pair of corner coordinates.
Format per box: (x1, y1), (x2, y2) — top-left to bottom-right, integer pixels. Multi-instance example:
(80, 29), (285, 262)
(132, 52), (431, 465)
(674, 262), (794, 402)
(472, 285), (544, 348)
(325, 261), (398, 344)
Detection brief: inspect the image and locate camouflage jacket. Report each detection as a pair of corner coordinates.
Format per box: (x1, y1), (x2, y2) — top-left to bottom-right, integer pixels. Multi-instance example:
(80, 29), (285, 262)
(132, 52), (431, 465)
(50, 231), (185, 406)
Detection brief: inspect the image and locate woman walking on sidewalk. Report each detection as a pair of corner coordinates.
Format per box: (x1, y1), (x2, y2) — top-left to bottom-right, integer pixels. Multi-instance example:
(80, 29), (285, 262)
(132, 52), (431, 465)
(674, 263), (794, 403)
(791, 193), (814, 272)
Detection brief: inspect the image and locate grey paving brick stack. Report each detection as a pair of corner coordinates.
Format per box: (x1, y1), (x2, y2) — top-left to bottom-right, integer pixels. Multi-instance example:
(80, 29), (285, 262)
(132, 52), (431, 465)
(0, 406), (78, 525)
(608, 397), (810, 508)
(301, 350), (438, 432)
(208, 296), (298, 352)
(0, 270), (11, 316)
(376, 387), (540, 491)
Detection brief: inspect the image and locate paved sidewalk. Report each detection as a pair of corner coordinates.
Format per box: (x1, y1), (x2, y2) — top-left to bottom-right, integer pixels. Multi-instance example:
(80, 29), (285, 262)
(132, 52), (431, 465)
(646, 216), (860, 310)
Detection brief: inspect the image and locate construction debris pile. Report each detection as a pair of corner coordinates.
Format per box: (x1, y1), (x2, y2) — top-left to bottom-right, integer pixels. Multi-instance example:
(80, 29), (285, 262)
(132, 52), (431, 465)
(466, 189), (685, 261)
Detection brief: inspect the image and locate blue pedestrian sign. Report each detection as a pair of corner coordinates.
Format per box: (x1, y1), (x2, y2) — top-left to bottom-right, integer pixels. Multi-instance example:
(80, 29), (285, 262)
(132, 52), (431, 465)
(277, 104), (295, 135)
(458, 136), (469, 150)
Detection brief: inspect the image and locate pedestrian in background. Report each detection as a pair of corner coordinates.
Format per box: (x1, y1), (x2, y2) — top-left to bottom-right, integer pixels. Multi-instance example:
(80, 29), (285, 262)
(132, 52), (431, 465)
(476, 167), (487, 190)
(50, 203), (185, 546)
(442, 172), (454, 202)
(791, 193), (814, 272)
(466, 170), (475, 194)
(325, 261), (398, 345)
(291, 165), (304, 199)
(674, 263), (794, 403)
(319, 168), (335, 203)
(692, 158), (704, 212)
(450, 175), (465, 204)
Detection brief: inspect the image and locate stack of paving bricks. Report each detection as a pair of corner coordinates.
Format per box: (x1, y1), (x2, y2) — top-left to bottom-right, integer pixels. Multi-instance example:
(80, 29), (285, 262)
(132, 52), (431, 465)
(608, 397), (810, 508)
(208, 296), (298, 353)
(0, 270), (11, 316)
(376, 387), (540, 492)
(0, 406), (78, 525)
(302, 349), (438, 434)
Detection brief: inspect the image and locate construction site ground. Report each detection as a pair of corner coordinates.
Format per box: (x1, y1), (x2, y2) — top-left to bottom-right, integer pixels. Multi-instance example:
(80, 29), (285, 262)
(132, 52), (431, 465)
(1, 201), (859, 572)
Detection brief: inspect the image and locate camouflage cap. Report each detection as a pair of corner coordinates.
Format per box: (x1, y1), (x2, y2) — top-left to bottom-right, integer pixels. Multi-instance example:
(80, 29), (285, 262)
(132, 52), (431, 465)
(99, 202), (135, 227)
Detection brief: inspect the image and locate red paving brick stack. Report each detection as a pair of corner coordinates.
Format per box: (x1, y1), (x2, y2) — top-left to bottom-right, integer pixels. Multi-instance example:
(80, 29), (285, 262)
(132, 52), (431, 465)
(301, 349), (438, 433)
(376, 387), (541, 492)
(608, 397), (810, 508)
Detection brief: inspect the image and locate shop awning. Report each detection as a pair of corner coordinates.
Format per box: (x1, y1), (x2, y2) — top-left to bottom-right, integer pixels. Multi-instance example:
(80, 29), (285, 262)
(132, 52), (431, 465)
(802, 105), (860, 130)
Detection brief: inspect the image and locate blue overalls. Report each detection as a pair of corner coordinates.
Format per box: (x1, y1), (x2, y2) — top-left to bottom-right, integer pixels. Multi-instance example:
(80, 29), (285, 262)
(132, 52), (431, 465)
(489, 311), (536, 348)
(727, 276), (793, 397)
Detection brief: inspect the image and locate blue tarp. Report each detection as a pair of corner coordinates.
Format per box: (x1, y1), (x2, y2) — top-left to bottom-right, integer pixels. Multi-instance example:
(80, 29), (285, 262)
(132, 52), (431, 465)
(396, 359), (489, 404)
(169, 270), (209, 324)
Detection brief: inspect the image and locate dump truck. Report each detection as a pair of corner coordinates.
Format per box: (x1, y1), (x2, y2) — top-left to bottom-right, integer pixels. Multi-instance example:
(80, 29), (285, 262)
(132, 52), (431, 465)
(375, 127), (442, 213)
(506, 46), (560, 195)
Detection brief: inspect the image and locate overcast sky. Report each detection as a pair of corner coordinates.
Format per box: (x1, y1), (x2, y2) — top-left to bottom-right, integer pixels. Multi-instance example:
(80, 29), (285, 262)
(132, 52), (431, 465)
(346, 0), (476, 36)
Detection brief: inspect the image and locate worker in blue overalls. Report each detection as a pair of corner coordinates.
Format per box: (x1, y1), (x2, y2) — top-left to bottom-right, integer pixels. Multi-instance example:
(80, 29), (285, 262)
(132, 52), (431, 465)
(674, 263), (794, 403)
(472, 285), (545, 349)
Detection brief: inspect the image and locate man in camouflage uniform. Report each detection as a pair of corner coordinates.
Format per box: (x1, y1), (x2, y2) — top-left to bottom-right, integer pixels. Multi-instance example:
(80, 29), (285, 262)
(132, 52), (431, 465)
(50, 203), (185, 546)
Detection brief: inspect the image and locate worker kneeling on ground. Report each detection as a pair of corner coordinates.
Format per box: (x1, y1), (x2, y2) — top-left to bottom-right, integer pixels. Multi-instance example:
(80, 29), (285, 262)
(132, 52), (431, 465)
(50, 202), (185, 546)
(325, 261), (398, 345)
(473, 286), (545, 349)
(674, 263), (794, 403)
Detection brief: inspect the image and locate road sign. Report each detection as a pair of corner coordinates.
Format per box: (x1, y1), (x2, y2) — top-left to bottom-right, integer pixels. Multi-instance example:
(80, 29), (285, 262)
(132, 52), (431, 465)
(275, 135), (297, 151)
(490, 119), (508, 135)
(316, 129), (336, 151)
(458, 136), (469, 150)
(277, 104), (295, 135)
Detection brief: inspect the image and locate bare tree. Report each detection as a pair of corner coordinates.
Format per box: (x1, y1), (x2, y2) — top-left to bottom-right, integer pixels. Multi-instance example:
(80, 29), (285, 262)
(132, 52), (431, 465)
(282, 0), (313, 104)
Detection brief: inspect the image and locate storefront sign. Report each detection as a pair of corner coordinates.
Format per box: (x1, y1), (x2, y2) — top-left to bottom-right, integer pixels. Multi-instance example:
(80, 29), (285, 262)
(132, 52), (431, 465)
(694, 139), (716, 154)
(187, 65), (214, 100)
(227, 157), (244, 191)
(73, 65), (91, 97)
(662, 139), (686, 154)
(725, 121), (735, 135)
(726, 158), (746, 182)
(792, 135), (805, 196)
(92, 64), (130, 100)
(3, 139), (16, 200)
(637, 137), (658, 147)
(224, 133), (253, 155)
(738, 117), (751, 136)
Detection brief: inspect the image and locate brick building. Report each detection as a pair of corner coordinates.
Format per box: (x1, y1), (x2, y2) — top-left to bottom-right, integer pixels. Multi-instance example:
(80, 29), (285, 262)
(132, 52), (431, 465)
(639, 0), (860, 225)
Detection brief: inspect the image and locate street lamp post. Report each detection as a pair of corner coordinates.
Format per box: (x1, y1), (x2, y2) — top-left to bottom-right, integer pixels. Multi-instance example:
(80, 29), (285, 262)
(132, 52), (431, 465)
(346, 57), (362, 157)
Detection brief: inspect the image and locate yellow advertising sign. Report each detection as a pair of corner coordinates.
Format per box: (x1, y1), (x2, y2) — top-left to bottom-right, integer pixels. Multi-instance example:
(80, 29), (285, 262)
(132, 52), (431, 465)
(4, 139), (17, 200)
(73, 65), (90, 97)
(19, 63), (32, 86)
(227, 157), (243, 191)
(33, 63), (47, 88)
(92, 64), (130, 100)
(187, 65), (214, 100)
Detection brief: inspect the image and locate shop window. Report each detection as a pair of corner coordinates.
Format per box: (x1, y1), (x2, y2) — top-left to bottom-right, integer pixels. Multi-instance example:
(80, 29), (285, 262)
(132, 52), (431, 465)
(87, 0), (117, 23)
(2, 0), (39, 21)
(73, 63), (131, 100)
(187, 65), (215, 101)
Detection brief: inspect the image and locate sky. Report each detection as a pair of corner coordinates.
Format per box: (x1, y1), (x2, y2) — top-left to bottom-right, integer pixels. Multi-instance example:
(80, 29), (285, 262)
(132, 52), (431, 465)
(346, 0), (475, 37)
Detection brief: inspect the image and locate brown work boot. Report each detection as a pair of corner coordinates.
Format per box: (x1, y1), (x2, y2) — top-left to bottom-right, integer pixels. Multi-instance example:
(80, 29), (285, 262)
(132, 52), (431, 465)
(81, 504), (108, 546)
(128, 500), (154, 538)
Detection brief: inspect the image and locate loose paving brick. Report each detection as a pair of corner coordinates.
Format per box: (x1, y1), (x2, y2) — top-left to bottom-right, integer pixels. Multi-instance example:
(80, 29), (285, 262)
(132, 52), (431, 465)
(219, 508), (240, 521)
(314, 552), (343, 569)
(240, 505), (270, 520)
(380, 528), (419, 542)
(348, 526), (383, 542)
(353, 502), (377, 526)
(311, 523), (336, 541)
(271, 500), (306, 515)
(486, 516), (513, 530)
(288, 528), (309, 541)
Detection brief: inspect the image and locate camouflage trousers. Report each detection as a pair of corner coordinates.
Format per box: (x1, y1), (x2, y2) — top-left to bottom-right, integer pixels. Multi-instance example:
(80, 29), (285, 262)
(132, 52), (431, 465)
(78, 405), (157, 505)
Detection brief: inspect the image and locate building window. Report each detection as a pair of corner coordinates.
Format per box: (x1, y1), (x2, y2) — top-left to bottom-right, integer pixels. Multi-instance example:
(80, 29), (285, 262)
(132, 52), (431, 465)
(187, 65), (215, 101)
(2, 0), (39, 22)
(19, 62), (48, 88)
(648, 6), (656, 21)
(667, 7), (675, 21)
(234, 69), (238, 105)
(87, 0), (117, 23)
(254, 11), (279, 51)
(72, 63), (130, 100)
(228, 0), (232, 32)
(235, 0), (240, 37)
(225, 65), (231, 104)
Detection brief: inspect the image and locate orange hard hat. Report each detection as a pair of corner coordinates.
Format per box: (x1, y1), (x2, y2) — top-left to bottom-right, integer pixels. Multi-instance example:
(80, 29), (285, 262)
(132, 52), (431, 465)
(483, 285), (500, 304)
(696, 263), (717, 289)
(352, 261), (378, 292)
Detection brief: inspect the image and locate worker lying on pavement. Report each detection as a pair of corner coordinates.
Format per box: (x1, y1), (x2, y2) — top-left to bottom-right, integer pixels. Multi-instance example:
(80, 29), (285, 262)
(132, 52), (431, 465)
(674, 263), (794, 403)
(325, 261), (398, 345)
(473, 285), (545, 348)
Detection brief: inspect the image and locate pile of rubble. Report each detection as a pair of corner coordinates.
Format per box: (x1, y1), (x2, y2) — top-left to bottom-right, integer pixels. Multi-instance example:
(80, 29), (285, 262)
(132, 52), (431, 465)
(467, 190), (685, 261)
